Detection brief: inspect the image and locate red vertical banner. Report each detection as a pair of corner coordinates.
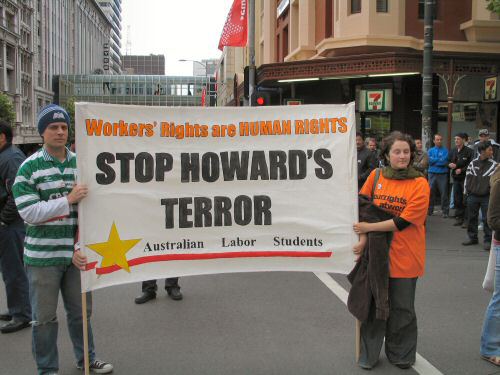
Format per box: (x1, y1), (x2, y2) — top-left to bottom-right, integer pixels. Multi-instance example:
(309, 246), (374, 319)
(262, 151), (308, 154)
(218, 0), (247, 50)
(201, 87), (206, 107)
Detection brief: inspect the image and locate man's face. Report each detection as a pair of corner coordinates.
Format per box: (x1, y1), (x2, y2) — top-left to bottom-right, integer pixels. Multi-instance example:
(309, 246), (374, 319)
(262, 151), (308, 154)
(454, 136), (464, 148)
(356, 136), (364, 150)
(479, 134), (489, 143)
(368, 140), (377, 151)
(43, 122), (68, 148)
(434, 135), (442, 147)
(0, 133), (6, 149)
(415, 139), (422, 151)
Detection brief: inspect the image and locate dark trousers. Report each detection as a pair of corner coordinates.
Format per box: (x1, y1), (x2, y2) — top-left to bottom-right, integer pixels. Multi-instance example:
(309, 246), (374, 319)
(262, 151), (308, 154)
(0, 220), (31, 322)
(359, 278), (418, 368)
(467, 194), (492, 243)
(428, 173), (449, 215)
(142, 278), (179, 293)
(452, 179), (466, 220)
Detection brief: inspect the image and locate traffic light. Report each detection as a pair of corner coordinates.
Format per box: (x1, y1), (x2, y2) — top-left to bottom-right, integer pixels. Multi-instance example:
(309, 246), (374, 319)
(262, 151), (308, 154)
(252, 91), (270, 106)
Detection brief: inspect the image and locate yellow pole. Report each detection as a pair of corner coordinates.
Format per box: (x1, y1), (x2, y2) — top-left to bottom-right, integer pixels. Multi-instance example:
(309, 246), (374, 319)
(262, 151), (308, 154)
(81, 291), (90, 375)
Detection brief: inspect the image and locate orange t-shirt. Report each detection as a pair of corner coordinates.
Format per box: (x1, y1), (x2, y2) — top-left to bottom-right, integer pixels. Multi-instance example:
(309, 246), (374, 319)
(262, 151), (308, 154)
(360, 170), (430, 278)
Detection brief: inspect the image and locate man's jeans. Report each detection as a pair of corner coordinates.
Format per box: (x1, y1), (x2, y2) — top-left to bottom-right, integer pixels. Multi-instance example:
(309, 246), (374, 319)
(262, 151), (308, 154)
(428, 173), (449, 215)
(467, 194), (492, 243)
(0, 220), (31, 322)
(26, 264), (95, 375)
(481, 239), (500, 357)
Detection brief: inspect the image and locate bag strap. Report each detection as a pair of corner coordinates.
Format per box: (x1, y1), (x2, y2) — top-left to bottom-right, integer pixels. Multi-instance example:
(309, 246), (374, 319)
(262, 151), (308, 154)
(371, 168), (380, 200)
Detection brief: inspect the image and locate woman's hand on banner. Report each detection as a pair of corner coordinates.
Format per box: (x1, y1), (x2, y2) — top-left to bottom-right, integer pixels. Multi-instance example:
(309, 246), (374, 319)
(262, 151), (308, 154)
(352, 233), (367, 258)
(353, 222), (371, 234)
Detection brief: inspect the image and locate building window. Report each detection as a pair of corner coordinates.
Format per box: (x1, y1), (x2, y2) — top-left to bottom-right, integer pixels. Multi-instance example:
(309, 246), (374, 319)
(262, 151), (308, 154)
(376, 0), (388, 13)
(350, 0), (361, 14)
(325, 0), (333, 37)
(418, 0), (437, 19)
(283, 26), (289, 59)
(276, 33), (281, 62)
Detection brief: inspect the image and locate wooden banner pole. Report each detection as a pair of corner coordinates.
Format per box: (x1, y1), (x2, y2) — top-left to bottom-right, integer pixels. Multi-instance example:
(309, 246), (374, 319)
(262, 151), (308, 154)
(355, 319), (361, 362)
(81, 291), (90, 375)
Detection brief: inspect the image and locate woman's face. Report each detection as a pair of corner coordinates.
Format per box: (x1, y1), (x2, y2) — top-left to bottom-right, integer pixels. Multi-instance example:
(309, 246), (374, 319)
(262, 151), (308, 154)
(387, 140), (411, 169)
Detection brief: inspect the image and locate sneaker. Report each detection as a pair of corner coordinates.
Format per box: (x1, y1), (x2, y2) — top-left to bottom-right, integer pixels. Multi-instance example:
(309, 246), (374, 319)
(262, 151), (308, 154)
(77, 359), (113, 373)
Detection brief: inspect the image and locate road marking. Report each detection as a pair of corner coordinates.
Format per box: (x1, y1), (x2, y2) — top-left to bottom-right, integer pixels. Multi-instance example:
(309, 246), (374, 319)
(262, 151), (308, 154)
(314, 272), (444, 375)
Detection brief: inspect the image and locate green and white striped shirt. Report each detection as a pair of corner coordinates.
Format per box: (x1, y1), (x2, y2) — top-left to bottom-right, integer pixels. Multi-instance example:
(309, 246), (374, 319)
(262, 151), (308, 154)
(13, 147), (78, 266)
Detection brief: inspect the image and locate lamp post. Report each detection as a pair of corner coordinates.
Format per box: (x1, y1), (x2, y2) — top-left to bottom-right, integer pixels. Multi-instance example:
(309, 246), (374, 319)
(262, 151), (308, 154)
(179, 59), (209, 106)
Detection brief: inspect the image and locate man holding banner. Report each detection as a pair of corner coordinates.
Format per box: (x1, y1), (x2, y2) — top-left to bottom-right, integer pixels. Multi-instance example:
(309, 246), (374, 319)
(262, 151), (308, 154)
(13, 105), (113, 374)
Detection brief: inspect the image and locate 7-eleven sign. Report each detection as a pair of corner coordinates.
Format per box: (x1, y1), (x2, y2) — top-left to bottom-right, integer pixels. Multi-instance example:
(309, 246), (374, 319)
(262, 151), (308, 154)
(366, 90), (385, 111)
(485, 77), (497, 101)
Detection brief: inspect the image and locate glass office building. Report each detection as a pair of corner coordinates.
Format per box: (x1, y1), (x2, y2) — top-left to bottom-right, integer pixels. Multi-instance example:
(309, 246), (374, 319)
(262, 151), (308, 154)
(54, 75), (215, 107)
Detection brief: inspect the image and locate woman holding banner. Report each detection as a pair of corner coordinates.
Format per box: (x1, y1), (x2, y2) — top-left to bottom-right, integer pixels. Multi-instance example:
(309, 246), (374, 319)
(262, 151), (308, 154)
(353, 131), (430, 370)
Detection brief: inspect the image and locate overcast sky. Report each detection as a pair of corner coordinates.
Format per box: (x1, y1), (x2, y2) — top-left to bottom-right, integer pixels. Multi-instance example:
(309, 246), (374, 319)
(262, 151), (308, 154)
(121, 0), (234, 76)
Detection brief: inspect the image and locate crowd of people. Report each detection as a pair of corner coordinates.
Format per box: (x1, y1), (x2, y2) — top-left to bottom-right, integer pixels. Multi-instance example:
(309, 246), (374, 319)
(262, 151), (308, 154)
(0, 104), (499, 373)
(358, 129), (500, 251)
(354, 129), (499, 369)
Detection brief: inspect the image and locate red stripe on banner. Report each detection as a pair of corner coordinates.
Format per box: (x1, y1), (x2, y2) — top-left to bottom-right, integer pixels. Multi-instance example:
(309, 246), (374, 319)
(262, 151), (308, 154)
(85, 251), (332, 275)
(85, 261), (98, 271)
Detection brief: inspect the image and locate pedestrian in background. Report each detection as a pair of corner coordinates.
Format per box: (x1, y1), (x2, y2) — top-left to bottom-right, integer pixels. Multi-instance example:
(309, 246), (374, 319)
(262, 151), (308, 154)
(353, 131), (430, 370)
(472, 129), (500, 162)
(367, 138), (378, 153)
(463, 141), (498, 250)
(0, 121), (31, 334)
(449, 133), (474, 226)
(12, 105), (113, 374)
(356, 132), (377, 190)
(480, 163), (500, 367)
(413, 138), (428, 177)
(135, 277), (183, 304)
(428, 134), (450, 217)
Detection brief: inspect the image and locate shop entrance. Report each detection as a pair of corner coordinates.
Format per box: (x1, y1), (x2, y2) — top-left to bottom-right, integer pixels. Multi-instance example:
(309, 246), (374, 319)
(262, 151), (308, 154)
(360, 112), (391, 143)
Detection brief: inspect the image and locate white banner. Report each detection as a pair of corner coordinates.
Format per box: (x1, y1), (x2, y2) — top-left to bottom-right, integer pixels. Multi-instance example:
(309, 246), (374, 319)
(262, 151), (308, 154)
(76, 102), (358, 291)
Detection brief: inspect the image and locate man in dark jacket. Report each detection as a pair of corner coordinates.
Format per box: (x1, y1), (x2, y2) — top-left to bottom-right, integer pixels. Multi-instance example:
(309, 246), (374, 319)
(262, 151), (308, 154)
(357, 132), (377, 190)
(463, 141), (498, 250)
(0, 121), (31, 333)
(448, 133), (474, 226)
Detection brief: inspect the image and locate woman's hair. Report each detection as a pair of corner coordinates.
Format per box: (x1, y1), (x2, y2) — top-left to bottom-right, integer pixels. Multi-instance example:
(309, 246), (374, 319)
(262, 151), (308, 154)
(477, 141), (492, 153)
(379, 131), (416, 167)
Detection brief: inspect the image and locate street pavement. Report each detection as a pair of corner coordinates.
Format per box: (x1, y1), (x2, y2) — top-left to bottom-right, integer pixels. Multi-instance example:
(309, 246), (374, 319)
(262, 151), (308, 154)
(0, 212), (497, 375)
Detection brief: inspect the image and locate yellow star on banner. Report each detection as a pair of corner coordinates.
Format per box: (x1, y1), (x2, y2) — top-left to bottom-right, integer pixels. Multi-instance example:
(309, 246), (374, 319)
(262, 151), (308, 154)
(86, 222), (141, 272)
